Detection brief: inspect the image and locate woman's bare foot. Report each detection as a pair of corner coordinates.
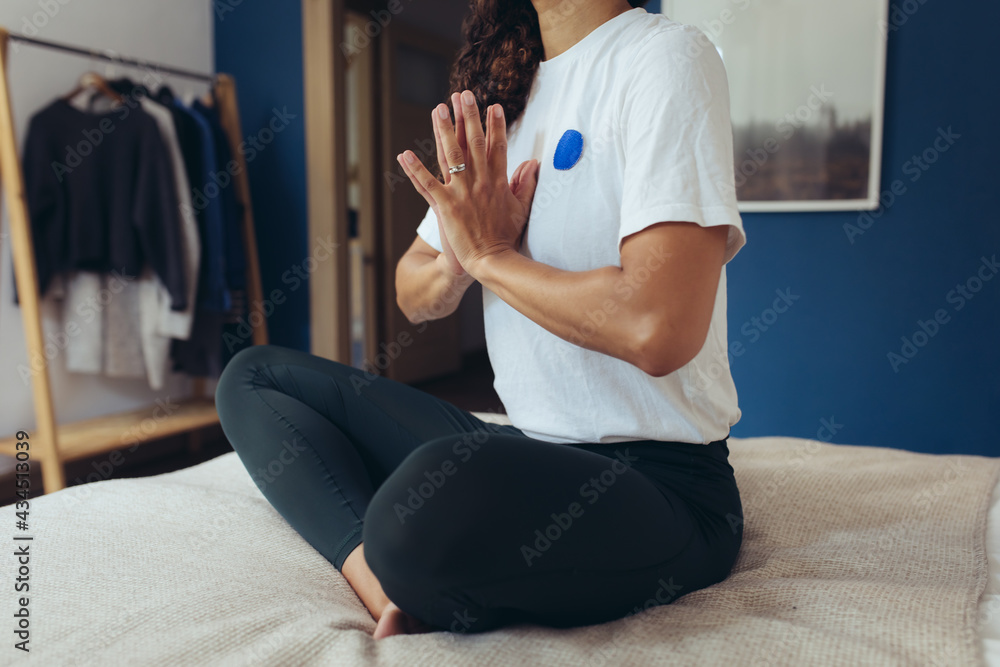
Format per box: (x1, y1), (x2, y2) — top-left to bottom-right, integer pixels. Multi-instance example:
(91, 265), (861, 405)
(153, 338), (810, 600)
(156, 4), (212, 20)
(340, 545), (438, 639)
(373, 601), (438, 639)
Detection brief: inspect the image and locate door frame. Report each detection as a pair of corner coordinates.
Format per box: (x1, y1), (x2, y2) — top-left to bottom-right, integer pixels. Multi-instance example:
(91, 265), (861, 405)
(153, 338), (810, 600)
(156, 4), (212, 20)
(301, 0), (351, 361)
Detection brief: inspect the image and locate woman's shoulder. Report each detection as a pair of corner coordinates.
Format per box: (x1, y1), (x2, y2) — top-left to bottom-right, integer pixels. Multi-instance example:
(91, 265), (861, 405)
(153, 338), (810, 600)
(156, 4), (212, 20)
(614, 13), (730, 95)
(622, 13), (721, 68)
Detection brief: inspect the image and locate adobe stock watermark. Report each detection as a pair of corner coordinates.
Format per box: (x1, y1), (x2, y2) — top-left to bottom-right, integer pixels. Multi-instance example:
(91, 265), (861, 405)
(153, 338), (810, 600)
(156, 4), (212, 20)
(223, 235), (338, 352)
(887, 254), (997, 373)
(724, 415), (843, 538)
(738, 288), (799, 344)
(213, 0), (244, 21)
(720, 85), (834, 194)
(588, 575), (686, 665)
(390, 423), (511, 524)
(348, 328), (422, 394)
(349, 271), (475, 392)
(50, 74), (170, 182)
(519, 448), (639, 567)
(119, 396), (182, 448)
(627, 576), (684, 616)
(537, 0), (598, 32)
(248, 438), (308, 492)
(448, 608), (479, 634)
(852, 455), (971, 570)
(750, 417), (842, 503)
(58, 397), (180, 508)
(844, 126), (960, 244)
(11, 0), (75, 53)
(231, 600), (329, 663)
(383, 81), (497, 192)
(564, 245), (672, 348)
(879, 0), (932, 36)
(185, 107), (298, 217)
(384, 135), (437, 193)
(689, 287), (800, 397)
(341, 0), (416, 58)
(178, 499), (246, 567)
(681, 0), (754, 60)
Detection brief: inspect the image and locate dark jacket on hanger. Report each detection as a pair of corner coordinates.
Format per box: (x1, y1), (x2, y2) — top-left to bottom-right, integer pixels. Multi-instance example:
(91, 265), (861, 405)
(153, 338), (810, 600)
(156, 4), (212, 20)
(18, 98), (187, 310)
(175, 101), (230, 313)
(169, 98), (233, 379)
(191, 99), (247, 294)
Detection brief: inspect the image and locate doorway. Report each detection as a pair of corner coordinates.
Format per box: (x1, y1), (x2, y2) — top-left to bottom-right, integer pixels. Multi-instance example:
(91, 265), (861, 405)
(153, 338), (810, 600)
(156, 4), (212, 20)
(303, 0), (497, 409)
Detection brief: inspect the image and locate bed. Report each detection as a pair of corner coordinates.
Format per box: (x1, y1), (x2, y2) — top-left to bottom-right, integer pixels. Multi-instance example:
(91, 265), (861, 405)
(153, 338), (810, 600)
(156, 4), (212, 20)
(6, 411), (1000, 666)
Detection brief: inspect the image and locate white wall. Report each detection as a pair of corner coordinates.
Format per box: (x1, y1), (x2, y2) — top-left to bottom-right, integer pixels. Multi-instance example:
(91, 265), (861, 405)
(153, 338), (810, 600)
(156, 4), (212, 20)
(0, 0), (214, 435)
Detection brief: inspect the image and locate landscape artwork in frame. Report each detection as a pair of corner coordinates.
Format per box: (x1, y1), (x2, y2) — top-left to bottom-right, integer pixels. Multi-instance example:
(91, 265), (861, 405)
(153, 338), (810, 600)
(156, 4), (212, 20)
(661, 0), (890, 212)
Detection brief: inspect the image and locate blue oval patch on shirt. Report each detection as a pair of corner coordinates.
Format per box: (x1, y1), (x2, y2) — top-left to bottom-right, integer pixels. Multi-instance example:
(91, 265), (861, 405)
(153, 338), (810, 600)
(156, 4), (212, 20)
(553, 129), (584, 170)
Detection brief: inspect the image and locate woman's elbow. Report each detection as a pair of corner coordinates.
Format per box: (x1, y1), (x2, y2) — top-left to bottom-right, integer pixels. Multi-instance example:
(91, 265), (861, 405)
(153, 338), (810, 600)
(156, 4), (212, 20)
(629, 315), (705, 378)
(395, 285), (427, 325)
(396, 294), (421, 325)
(633, 350), (684, 379)
(394, 263), (421, 324)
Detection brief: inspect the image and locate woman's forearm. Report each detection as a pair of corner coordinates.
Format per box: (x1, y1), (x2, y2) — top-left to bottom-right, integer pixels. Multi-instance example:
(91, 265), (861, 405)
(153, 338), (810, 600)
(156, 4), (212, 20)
(396, 251), (476, 324)
(470, 248), (682, 376)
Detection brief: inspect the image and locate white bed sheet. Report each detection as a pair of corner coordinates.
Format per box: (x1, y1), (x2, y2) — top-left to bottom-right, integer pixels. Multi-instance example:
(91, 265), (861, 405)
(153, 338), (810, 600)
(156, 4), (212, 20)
(5, 431), (995, 665)
(981, 473), (1000, 665)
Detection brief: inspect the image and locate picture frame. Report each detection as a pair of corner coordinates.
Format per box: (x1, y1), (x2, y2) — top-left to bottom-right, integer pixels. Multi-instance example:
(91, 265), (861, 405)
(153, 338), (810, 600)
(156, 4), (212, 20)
(661, 0), (890, 212)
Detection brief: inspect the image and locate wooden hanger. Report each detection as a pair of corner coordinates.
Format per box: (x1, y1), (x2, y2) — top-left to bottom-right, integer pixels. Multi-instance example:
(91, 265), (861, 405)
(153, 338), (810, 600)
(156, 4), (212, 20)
(62, 71), (126, 106)
(196, 74), (223, 108)
(199, 86), (215, 108)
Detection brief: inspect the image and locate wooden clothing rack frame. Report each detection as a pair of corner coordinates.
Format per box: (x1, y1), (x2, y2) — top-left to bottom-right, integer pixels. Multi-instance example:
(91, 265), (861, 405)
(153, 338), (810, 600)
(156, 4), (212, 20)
(0, 28), (268, 494)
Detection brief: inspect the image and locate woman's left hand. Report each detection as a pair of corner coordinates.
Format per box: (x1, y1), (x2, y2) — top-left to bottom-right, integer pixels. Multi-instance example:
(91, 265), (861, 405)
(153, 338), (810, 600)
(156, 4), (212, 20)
(397, 89), (540, 277)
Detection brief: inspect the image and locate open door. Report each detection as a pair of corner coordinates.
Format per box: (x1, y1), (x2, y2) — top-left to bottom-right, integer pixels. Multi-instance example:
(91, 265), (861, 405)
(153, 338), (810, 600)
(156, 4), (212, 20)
(377, 22), (462, 384)
(303, 0), (351, 363)
(305, 0), (465, 383)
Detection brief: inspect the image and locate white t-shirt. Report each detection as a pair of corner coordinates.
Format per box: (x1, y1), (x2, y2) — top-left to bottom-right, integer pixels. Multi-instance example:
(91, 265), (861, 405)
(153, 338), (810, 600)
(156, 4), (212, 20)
(415, 8), (747, 445)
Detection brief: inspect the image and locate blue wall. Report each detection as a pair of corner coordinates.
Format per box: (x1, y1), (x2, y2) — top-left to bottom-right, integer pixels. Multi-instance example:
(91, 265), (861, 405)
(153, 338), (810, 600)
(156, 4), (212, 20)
(215, 1), (310, 352)
(720, 1), (999, 455)
(215, 1), (998, 456)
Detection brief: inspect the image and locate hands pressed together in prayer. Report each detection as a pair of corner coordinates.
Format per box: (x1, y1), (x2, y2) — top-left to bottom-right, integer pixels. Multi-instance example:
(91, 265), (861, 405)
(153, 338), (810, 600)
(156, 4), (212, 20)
(396, 90), (540, 281)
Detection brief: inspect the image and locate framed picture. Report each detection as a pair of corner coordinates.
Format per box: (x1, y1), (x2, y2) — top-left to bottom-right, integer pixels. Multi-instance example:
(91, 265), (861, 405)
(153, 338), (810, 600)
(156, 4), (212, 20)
(661, 0), (890, 212)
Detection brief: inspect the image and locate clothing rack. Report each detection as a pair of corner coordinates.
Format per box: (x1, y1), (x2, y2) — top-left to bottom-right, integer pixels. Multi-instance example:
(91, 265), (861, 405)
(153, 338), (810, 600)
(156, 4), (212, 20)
(0, 27), (268, 494)
(7, 33), (217, 82)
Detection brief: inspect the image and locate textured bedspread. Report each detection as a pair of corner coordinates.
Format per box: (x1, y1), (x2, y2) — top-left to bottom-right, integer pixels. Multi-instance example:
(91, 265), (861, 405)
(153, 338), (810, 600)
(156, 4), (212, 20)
(4, 413), (998, 666)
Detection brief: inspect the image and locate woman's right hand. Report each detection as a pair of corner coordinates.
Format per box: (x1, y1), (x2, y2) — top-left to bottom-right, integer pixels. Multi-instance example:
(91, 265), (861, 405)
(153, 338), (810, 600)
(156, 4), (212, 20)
(432, 93), (532, 280)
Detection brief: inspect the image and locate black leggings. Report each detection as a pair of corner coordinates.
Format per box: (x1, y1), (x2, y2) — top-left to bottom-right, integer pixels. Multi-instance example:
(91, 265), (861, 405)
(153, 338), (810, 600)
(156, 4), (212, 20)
(215, 344), (744, 633)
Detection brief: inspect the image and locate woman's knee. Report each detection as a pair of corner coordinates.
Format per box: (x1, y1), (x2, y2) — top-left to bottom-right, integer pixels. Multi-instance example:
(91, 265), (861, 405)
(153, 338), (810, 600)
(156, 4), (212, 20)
(362, 436), (484, 588)
(218, 345), (358, 403)
(216, 344), (335, 409)
(217, 344), (281, 394)
(215, 345), (292, 448)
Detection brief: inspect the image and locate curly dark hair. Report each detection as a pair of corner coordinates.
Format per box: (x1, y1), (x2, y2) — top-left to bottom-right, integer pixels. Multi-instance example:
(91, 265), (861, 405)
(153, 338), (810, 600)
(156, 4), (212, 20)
(431, 0), (649, 178)
(449, 0), (650, 129)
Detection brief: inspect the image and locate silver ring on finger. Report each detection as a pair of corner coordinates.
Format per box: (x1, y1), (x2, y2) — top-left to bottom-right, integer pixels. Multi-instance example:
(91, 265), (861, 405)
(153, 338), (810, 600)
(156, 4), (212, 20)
(448, 163), (467, 174)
